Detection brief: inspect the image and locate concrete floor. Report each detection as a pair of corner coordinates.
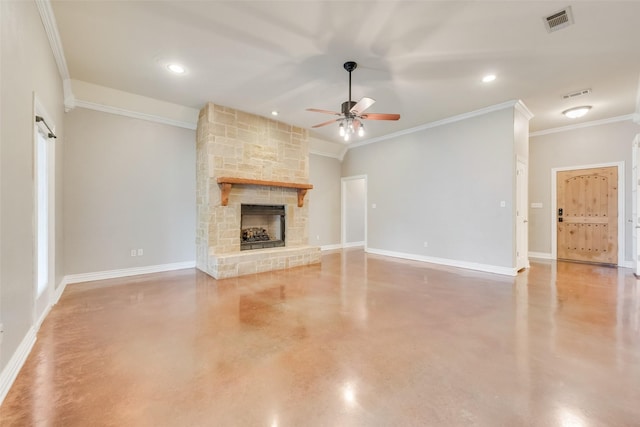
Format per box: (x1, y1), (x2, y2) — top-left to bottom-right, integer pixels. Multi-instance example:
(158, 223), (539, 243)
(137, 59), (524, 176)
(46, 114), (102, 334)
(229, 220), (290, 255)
(1, 249), (639, 426)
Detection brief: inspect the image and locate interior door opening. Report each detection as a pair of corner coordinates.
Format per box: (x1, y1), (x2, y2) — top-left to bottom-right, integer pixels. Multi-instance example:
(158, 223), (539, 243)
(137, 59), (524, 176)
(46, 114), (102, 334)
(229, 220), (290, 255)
(342, 176), (367, 249)
(33, 99), (55, 329)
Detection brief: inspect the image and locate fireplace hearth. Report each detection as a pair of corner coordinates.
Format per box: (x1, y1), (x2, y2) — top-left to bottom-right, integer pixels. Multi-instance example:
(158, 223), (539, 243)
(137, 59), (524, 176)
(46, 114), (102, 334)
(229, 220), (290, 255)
(241, 204), (285, 251)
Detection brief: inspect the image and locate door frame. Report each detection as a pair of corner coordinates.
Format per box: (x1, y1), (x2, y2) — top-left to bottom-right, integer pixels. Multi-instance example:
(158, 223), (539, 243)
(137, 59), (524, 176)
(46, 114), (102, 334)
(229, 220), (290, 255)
(516, 159), (529, 271)
(633, 134), (640, 275)
(341, 175), (367, 250)
(551, 161), (625, 266)
(33, 95), (56, 329)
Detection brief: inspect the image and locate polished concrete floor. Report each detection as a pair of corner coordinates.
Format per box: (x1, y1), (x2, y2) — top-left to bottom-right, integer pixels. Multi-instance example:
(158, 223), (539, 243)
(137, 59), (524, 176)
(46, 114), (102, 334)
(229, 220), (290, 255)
(1, 249), (639, 426)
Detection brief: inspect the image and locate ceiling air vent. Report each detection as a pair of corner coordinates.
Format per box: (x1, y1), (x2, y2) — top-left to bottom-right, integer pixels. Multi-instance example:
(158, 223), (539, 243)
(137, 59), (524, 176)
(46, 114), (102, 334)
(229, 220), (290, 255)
(562, 88), (592, 100)
(544, 6), (574, 33)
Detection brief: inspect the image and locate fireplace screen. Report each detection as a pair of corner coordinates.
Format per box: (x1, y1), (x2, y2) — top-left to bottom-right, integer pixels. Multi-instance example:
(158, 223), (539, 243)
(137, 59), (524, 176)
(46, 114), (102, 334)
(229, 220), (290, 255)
(240, 204), (286, 251)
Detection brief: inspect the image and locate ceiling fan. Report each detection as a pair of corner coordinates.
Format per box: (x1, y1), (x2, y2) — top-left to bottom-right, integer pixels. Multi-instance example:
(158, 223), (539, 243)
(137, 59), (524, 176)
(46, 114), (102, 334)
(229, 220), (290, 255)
(307, 61), (400, 141)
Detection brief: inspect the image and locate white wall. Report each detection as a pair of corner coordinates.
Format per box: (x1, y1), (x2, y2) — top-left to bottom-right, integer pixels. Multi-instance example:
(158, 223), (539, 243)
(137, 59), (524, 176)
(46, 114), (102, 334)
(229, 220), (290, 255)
(63, 108), (196, 274)
(308, 154), (341, 247)
(342, 107), (518, 271)
(0, 0), (65, 378)
(529, 119), (640, 260)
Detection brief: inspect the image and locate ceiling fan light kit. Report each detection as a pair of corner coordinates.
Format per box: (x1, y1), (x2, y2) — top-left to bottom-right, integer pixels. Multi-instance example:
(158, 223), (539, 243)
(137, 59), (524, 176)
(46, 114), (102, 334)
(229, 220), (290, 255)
(307, 61), (400, 142)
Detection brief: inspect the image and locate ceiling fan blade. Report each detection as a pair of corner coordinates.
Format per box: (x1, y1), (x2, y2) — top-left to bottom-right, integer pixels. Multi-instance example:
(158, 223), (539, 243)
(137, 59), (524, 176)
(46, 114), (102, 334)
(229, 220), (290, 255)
(361, 113), (401, 121)
(349, 97), (376, 115)
(306, 108), (341, 115)
(311, 118), (341, 128)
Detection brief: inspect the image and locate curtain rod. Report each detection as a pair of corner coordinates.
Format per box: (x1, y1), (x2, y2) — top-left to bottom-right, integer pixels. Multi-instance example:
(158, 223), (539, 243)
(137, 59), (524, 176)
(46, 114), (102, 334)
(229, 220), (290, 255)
(35, 115), (57, 139)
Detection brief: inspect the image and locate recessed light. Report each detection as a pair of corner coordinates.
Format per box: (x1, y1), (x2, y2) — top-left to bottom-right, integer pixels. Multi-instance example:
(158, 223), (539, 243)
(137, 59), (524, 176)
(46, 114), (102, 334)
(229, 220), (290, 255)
(562, 106), (591, 118)
(482, 74), (496, 83)
(167, 63), (186, 74)
(271, 110), (279, 116)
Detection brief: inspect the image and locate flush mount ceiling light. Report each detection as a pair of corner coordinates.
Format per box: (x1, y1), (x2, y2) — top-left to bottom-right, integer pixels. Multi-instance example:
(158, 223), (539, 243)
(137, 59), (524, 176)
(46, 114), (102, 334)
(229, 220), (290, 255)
(482, 74), (496, 83)
(562, 106), (591, 119)
(271, 110), (279, 116)
(166, 63), (186, 74)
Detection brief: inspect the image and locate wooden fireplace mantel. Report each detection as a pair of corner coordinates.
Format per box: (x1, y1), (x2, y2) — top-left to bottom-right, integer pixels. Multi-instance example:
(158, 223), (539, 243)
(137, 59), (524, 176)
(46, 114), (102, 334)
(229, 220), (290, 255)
(216, 177), (313, 207)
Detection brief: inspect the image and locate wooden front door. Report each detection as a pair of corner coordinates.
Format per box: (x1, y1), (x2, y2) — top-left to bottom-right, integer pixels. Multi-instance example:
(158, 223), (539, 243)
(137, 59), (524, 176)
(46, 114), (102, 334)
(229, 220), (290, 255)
(557, 166), (617, 265)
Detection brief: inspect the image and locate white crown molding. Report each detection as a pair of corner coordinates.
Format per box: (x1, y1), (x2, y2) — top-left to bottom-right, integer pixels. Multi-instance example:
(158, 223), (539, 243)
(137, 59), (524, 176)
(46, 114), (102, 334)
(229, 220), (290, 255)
(347, 100), (522, 151)
(366, 247), (518, 276)
(530, 114), (636, 137)
(309, 149), (342, 160)
(0, 327), (37, 405)
(339, 146), (348, 162)
(515, 100), (534, 120)
(35, 0), (75, 110)
(75, 100), (197, 130)
(63, 261), (196, 285)
(35, 0), (69, 79)
(63, 78), (76, 111)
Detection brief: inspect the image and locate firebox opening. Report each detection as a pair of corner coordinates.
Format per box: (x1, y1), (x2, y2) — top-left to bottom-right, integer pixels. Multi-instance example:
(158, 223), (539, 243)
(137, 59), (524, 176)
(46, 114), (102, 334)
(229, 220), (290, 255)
(241, 204), (286, 251)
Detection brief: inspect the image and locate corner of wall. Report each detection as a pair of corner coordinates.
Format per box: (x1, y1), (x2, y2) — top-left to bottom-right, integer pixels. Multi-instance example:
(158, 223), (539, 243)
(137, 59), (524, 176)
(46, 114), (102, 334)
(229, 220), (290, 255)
(0, 327), (36, 406)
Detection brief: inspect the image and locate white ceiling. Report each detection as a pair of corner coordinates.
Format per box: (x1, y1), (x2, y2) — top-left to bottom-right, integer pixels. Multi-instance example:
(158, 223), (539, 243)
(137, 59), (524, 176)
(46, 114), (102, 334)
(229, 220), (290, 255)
(51, 1), (640, 144)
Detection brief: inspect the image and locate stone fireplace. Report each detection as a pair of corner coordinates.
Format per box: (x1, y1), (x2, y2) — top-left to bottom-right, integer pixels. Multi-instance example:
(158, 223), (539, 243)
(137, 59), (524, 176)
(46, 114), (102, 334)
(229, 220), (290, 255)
(196, 102), (321, 279)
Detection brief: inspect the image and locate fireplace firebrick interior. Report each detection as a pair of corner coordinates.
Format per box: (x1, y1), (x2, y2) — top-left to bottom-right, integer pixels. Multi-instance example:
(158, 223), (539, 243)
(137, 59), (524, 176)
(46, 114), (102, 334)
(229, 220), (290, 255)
(241, 204), (286, 251)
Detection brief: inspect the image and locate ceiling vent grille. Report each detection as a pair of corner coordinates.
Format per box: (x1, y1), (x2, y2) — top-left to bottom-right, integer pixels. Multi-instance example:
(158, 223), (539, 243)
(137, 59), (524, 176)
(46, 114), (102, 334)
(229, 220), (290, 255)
(562, 89), (592, 100)
(544, 6), (574, 33)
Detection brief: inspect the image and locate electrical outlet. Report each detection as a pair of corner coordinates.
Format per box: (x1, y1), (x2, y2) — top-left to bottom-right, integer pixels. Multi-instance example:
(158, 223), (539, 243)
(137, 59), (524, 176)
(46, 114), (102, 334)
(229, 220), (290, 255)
(137, 248), (143, 256)
(131, 249), (136, 257)
(316, 235), (320, 241)
(423, 241), (428, 248)
(0, 323), (3, 345)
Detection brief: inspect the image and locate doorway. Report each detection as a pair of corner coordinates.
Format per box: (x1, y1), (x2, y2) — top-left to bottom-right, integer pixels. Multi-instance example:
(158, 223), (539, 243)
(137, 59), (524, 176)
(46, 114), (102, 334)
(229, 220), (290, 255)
(555, 165), (619, 265)
(33, 100), (55, 328)
(341, 176), (367, 248)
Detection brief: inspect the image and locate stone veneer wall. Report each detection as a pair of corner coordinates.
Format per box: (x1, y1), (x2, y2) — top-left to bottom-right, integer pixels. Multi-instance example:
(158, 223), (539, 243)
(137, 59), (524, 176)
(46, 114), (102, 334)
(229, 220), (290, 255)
(196, 102), (320, 279)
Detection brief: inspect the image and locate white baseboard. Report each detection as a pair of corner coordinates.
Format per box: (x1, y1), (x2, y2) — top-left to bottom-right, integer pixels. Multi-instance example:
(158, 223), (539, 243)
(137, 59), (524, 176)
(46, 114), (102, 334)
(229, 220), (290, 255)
(320, 243), (343, 251)
(0, 327), (36, 405)
(365, 248), (518, 276)
(342, 241), (365, 248)
(34, 304), (52, 332)
(0, 261), (195, 405)
(54, 276), (68, 304)
(63, 261), (196, 285)
(529, 252), (553, 260)
(622, 260), (634, 269)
